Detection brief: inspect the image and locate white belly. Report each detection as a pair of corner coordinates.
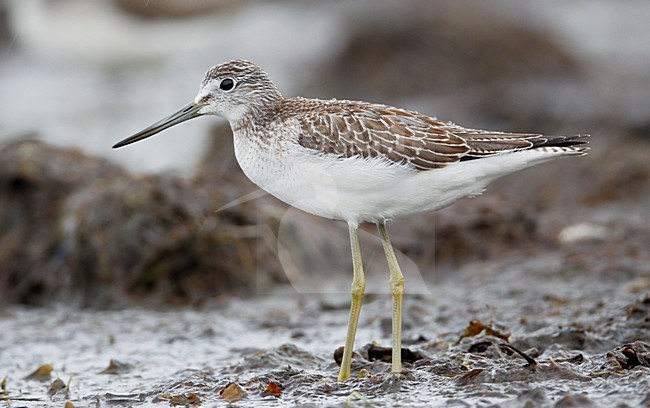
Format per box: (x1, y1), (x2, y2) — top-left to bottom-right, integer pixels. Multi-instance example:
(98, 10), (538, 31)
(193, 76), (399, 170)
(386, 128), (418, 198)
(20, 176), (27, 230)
(233, 131), (570, 226)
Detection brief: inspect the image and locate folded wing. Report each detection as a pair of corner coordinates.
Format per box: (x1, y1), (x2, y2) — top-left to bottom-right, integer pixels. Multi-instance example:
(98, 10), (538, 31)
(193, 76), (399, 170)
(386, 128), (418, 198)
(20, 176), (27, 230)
(294, 100), (588, 171)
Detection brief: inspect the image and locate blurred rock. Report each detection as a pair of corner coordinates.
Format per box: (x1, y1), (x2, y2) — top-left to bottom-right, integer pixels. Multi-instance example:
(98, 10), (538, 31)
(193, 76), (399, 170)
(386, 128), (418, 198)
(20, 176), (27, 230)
(0, 139), (124, 305)
(326, 3), (579, 97)
(0, 139), (281, 307)
(306, 1), (594, 131)
(391, 196), (539, 272)
(62, 175), (279, 307)
(116, 0), (240, 19)
(575, 138), (650, 206)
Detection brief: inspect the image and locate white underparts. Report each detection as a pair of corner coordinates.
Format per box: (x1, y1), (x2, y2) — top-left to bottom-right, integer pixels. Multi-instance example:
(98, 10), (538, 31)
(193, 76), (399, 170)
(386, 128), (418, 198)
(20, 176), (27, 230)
(233, 129), (583, 225)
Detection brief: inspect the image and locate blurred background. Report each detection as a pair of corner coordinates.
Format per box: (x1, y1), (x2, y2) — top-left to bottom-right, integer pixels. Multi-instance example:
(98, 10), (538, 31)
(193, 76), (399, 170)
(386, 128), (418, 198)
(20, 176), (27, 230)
(0, 0), (648, 307)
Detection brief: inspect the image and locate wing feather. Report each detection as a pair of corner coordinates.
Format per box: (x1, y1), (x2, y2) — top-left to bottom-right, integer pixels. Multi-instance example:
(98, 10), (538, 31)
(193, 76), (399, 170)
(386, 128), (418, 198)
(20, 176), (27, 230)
(290, 98), (588, 171)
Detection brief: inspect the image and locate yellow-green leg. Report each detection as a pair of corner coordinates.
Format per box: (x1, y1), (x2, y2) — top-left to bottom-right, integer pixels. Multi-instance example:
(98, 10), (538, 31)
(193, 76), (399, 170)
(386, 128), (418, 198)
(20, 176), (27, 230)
(338, 223), (366, 382)
(377, 222), (404, 374)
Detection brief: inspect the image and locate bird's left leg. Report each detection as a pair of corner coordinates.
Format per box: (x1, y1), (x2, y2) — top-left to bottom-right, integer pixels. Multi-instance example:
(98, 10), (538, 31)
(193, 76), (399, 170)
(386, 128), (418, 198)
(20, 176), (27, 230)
(337, 223), (366, 382)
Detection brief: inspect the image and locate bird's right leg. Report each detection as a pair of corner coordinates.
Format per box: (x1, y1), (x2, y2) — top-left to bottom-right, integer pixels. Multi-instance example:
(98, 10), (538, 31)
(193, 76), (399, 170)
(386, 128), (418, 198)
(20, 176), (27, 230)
(337, 223), (366, 382)
(377, 221), (404, 375)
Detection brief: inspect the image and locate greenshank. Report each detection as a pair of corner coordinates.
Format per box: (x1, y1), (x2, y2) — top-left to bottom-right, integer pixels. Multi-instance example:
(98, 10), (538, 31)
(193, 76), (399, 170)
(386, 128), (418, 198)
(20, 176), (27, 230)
(113, 60), (589, 381)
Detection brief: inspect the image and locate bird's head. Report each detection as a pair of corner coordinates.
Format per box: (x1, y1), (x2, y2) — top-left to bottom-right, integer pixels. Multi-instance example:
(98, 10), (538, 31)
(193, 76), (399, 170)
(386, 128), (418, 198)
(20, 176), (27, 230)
(113, 60), (281, 149)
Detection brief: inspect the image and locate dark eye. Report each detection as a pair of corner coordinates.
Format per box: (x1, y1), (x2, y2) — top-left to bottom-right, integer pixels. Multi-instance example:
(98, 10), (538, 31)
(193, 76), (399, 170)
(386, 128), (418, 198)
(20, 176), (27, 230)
(219, 78), (235, 91)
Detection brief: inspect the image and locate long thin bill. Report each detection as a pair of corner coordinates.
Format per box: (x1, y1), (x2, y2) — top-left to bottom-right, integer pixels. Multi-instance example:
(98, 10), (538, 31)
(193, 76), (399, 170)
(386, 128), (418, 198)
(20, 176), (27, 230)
(113, 102), (204, 148)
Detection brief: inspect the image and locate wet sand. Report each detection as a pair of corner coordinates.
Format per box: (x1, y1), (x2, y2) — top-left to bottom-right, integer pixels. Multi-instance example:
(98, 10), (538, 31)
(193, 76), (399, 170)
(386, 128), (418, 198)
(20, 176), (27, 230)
(2, 242), (648, 406)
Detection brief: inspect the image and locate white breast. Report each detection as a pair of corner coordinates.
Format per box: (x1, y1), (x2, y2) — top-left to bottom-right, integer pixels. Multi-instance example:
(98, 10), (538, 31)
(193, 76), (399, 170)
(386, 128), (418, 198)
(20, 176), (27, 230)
(232, 123), (413, 225)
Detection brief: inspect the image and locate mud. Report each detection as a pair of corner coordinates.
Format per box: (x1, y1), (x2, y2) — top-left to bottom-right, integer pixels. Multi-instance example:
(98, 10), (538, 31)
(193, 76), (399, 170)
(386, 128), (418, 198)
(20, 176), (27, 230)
(2, 245), (649, 407)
